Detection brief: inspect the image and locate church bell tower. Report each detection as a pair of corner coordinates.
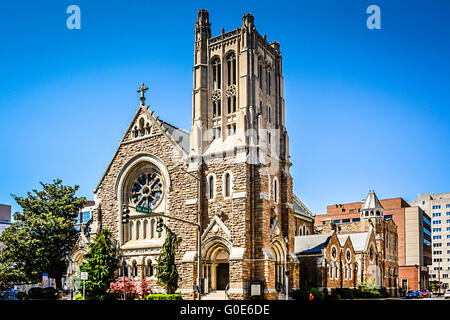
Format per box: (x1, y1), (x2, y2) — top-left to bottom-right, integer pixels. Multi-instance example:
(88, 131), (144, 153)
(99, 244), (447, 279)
(189, 10), (289, 165)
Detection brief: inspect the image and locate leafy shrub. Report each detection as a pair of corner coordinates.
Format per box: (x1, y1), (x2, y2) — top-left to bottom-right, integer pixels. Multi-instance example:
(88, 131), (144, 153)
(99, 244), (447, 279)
(15, 291), (27, 300)
(379, 287), (390, 298)
(331, 288), (354, 299)
(42, 287), (58, 299)
(292, 288), (325, 301)
(329, 293), (341, 300)
(74, 294), (84, 300)
(146, 294), (182, 300)
(27, 288), (43, 299)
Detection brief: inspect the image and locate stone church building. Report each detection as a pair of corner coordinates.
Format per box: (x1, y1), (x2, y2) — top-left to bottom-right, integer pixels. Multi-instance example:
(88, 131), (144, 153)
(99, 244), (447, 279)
(83, 9), (312, 300)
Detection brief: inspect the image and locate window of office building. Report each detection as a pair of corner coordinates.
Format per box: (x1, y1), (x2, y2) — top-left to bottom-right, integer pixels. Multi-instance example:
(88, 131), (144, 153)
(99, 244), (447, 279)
(433, 243), (442, 247)
(433, 205), (441, 210)
(433, 228), (442, 232)
(433, 220), (441, 224)
(433, 212), (441, 217)
(433, 235), (442, 240)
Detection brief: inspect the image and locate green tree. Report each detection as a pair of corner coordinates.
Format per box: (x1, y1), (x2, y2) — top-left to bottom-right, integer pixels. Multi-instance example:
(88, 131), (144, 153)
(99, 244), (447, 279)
(80, 229), (118, 299)
(155, 225), (182, 294)
(0, 179), (86, 289)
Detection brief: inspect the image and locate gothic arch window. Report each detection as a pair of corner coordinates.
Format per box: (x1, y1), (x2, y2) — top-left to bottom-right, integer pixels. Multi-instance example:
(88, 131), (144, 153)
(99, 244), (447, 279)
(131, 260), (138, 278)
(225, 52), (236, 86)
(258, 58), (264, 89)
(211, 57), (221, 90)
(223, 171), (232, 199)
(130, 221), (135, 240)
(136, 220), (141, 240)
(329, 264), (334, 279)
(369, 245), (375, 262)
(266, 66), (272, 95)
(298, 226), (303, 236)
(273, 177), (279, 203)
(150, 218), (155, 239)
(143, 219), (148, 239)
(302, 225), (306, 236)
(145, 259), (154, 277)
(206, 173), (216, 200)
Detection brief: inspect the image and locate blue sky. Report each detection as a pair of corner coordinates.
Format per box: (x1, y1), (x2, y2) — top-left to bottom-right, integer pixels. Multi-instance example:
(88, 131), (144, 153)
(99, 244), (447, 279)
(0, 0), (449, 218)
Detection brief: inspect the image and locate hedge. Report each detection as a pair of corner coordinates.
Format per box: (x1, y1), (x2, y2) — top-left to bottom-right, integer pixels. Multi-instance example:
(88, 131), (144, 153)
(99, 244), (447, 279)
(27, 287), (58, 300)
(292, 288), (325, 301)
(146, 294), (182, 300)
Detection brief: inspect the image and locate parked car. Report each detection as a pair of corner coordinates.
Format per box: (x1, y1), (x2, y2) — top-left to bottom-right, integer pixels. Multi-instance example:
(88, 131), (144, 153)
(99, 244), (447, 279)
(420, 290), (432, 298)
(444, 289), (450, 299)
(405, 290), (423, 299)
(0, 289), (18, 300)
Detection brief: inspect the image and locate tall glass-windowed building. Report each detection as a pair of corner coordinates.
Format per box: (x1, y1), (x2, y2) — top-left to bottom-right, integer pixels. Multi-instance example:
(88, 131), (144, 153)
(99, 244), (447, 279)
(410, 193), (450, 291)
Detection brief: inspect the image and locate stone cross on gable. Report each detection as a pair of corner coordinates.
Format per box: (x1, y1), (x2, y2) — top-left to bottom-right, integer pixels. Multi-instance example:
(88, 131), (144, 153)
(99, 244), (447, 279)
(137, 82), (149, 105)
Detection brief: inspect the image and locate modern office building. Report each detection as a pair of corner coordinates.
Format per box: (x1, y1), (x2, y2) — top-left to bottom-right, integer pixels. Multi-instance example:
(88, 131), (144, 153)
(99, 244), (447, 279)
(74, 201), (95, 232)
(409, 192), (450, 291)
(315, 192), (432, 292)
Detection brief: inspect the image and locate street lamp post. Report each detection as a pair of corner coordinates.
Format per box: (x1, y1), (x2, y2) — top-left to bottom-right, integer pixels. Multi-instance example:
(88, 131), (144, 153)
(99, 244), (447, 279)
(173, 163), (203, 300)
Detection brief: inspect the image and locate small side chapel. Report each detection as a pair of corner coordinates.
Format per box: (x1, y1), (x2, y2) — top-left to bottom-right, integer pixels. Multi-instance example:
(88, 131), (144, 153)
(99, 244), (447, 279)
(83, 9), (313, 300)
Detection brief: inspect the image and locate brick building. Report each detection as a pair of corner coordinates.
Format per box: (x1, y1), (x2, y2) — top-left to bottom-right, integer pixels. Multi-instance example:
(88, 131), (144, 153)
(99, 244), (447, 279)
(315, 191), (431, 292)
(295, 232), (357, 290)
(298, 191), (399, 295)
(84, 10), (311, 300)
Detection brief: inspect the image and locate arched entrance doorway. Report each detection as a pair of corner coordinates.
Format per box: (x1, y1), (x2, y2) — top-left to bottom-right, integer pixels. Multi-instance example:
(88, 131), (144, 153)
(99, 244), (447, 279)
(203, 240), (230, 292)
(271, 238), (287, 293)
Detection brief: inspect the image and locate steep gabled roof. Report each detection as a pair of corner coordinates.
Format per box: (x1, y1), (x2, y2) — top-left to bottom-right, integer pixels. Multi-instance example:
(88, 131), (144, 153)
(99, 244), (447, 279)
(295, 233), (332, 254)
(337, 232), (370, 252)
(293, 194), (314, 221)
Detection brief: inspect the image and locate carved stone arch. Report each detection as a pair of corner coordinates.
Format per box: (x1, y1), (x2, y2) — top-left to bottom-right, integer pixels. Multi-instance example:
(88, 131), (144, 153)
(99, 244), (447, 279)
(115, 153), (171, 245)
(202, 236), (232, 255)
(115, 153), (172, 197)
(202, 237), (231, 292)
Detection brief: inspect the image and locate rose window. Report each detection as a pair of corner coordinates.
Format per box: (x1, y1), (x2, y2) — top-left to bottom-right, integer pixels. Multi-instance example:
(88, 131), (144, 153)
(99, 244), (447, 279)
(131, 172), (163, 208)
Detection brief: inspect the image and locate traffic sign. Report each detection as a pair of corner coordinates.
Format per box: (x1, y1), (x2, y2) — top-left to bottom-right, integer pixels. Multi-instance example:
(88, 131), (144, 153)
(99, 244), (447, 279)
(81, 272), (88, 281)
(136, 206), (152, 214)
